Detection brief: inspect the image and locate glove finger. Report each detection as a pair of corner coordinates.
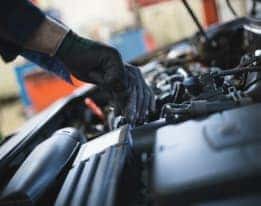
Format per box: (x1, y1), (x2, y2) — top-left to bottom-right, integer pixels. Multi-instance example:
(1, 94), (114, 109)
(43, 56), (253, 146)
(132, 68), (145, 122)
(125, 64), (144, 122)
(140, 86), (151, 122)
(125, 63), (155, 123)
(125, 84), (137, 124)
(137, 69), (153, 122)
(148, 86), (156, 112)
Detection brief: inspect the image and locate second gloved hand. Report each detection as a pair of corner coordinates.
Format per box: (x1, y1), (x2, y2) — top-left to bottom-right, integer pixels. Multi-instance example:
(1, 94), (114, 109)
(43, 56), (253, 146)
(56, 31), (155, 124)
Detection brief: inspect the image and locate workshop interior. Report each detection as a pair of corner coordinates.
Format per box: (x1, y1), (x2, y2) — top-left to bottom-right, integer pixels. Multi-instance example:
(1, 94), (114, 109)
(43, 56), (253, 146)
(1, 0), (261, 205)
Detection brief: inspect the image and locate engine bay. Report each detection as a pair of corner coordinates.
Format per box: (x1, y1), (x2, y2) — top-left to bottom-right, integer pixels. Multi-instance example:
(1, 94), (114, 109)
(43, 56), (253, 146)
(1, 7), (261, 206)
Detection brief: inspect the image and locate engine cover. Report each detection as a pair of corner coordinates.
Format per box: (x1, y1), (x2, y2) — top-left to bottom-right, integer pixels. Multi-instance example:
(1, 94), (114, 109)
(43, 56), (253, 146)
(153, 103), (261, 205)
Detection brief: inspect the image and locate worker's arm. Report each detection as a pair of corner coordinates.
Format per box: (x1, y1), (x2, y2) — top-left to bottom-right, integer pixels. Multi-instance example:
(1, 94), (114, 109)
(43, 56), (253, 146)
(0, 0), (67, 62)
(0, 0), (44, 61)
(0, 0), (45, 43)
(0, 0), (155, 124)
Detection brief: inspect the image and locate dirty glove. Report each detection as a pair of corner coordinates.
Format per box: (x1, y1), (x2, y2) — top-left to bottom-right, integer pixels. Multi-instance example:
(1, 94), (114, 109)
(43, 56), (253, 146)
(56, 32), (155, 123)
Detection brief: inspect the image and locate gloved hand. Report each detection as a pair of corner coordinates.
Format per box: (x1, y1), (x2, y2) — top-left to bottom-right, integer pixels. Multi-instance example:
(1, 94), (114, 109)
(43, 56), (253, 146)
(56, 31), (155, 123)
(112, 64), (155, 124)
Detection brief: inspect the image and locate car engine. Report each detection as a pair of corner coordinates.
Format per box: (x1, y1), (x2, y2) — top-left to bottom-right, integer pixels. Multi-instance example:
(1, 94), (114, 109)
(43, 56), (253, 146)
(1, 2), (261, 206)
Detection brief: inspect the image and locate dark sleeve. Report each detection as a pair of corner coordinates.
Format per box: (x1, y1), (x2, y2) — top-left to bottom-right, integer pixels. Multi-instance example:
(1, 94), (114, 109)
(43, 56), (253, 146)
(0, 0), (46, 62)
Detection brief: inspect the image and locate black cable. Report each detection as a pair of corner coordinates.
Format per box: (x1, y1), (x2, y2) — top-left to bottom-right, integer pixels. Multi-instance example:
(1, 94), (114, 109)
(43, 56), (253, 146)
(226, 0), (238, 17)
(181, 0), (209, 41)
(214, 54), (261, 77)
(215, 66), (261, 77)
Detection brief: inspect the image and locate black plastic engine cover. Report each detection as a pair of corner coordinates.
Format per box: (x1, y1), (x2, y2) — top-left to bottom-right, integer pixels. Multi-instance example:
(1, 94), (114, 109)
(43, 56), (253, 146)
(0, 128), (85, 206)
(153, 103), (261, 206)
(55, 126), (140, 206)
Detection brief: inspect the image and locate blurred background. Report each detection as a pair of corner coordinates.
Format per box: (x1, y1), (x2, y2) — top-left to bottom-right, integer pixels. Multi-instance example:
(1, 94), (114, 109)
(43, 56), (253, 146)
(0, 0), (251, 137)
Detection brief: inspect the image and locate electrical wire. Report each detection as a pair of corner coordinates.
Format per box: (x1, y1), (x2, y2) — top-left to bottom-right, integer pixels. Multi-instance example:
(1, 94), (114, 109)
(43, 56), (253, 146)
(215, 66), (261, 77)
(226, 0), (238, 17)
(214, 54), (261, 77)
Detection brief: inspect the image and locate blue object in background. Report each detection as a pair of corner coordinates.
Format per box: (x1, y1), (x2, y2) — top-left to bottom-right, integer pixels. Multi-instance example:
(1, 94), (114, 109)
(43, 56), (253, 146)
(109, 28), (148, 62)
(15, 63), (38, 107)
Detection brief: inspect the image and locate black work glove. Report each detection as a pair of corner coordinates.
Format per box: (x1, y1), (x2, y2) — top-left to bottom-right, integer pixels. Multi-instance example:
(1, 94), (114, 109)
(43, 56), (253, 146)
(56, 31), (155, 123)
(113, 64), (155, 124)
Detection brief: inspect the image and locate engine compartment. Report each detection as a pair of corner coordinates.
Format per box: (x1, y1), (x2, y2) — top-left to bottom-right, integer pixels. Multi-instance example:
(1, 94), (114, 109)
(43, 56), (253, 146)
(1, 15), (261, 206)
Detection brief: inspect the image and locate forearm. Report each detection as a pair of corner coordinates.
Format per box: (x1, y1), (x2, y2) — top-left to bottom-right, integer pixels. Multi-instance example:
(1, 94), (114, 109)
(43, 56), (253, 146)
(0, 0), (69, 59)
(0, 0), (45, 44)
(24, 16), (69, 56)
